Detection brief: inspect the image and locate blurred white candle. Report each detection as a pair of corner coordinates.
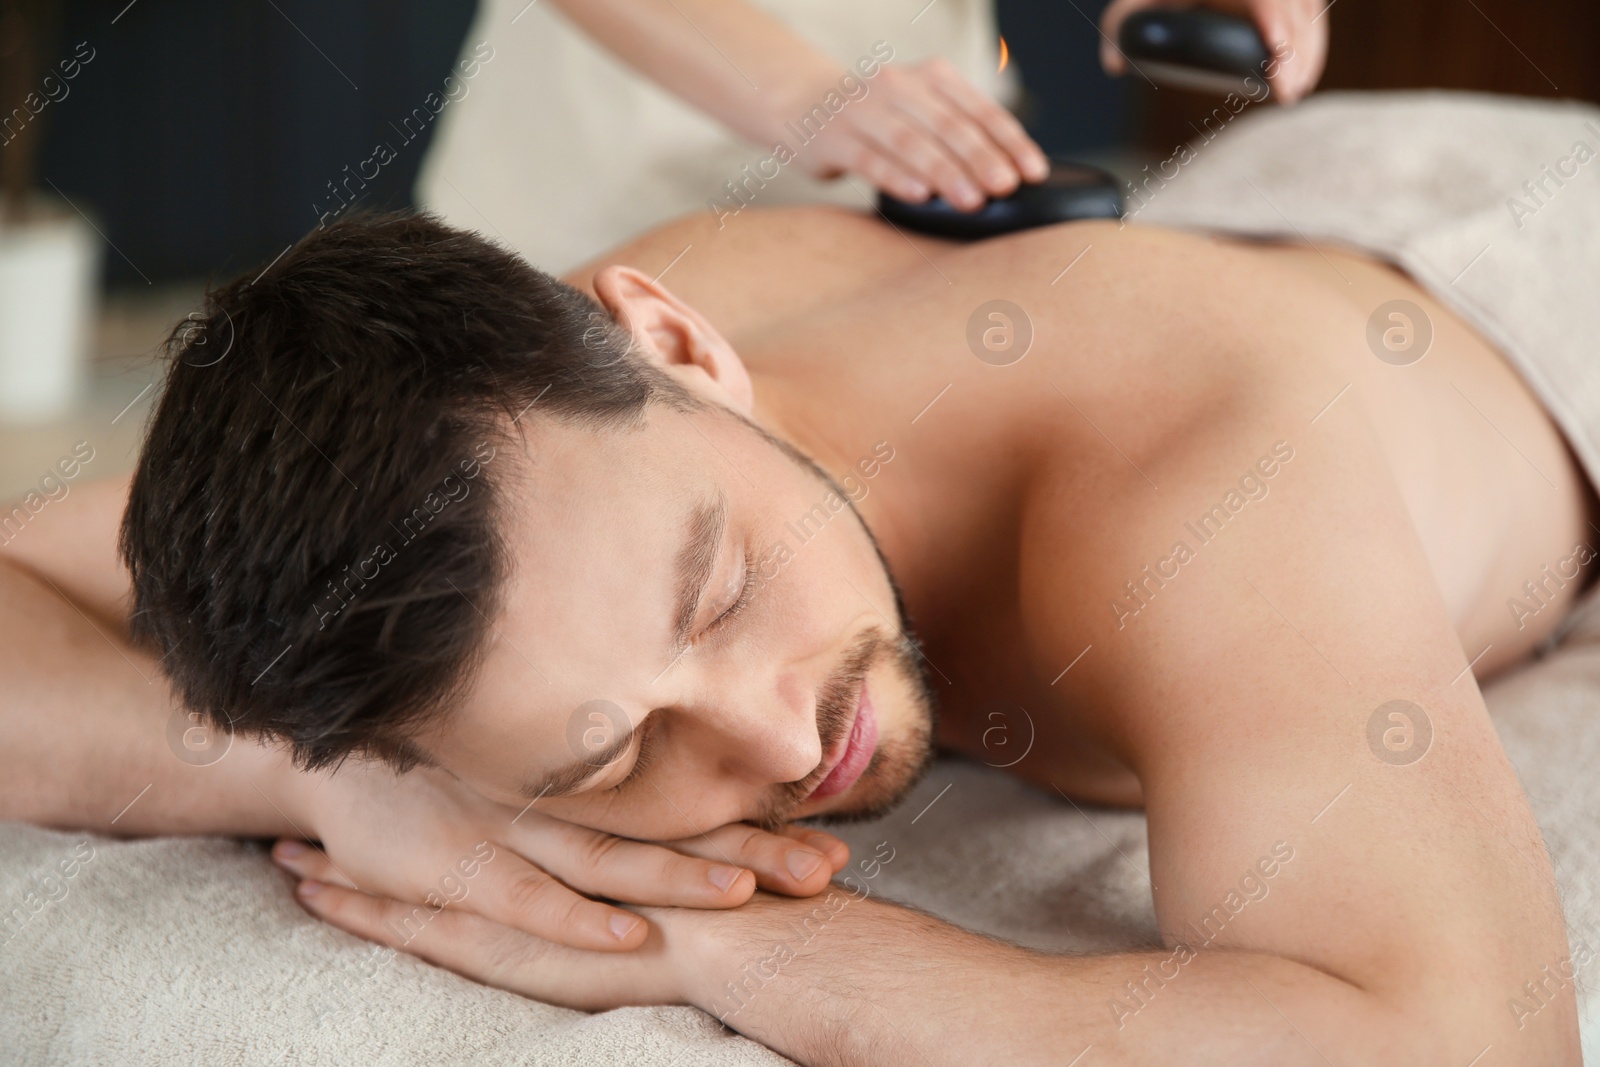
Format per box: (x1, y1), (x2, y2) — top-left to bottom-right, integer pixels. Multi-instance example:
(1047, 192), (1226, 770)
(0, 208), (98, 422)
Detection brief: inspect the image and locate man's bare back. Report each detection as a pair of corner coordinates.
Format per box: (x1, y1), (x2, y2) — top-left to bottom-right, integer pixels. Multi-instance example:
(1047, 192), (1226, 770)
(569, 204), (1597, 805)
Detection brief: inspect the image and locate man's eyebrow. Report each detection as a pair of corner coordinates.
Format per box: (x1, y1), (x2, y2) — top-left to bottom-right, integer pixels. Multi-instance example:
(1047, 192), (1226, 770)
(669, 490), (727, 654)
(512, 491), (725, 803)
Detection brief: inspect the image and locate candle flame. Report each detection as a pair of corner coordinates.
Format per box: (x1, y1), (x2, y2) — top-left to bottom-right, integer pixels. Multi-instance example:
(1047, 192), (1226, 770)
(998, 36), (1010, 74)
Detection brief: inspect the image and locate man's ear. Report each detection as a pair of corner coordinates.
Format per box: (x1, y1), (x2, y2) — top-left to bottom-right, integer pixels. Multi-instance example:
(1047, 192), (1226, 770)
(590, 264), (754, 414)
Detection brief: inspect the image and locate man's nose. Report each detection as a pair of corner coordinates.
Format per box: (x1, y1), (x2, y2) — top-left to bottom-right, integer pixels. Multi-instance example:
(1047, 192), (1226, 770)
(706, 667), (825, 786)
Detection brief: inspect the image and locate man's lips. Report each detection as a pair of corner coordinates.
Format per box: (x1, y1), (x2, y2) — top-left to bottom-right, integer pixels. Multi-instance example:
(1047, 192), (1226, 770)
(807, 678), (878, 801)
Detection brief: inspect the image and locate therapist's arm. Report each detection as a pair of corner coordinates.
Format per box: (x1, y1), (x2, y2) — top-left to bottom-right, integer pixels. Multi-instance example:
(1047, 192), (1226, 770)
(548, 0), (1049, 211)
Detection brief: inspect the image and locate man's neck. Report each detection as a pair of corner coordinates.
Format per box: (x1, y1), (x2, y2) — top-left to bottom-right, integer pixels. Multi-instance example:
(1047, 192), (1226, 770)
(743, 349), (1043, 758)
(746, 362), (932, 599)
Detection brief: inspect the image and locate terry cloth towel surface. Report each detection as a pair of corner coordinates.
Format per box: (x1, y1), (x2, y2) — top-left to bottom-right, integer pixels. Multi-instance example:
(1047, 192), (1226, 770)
(4, 91), (1599, 1064)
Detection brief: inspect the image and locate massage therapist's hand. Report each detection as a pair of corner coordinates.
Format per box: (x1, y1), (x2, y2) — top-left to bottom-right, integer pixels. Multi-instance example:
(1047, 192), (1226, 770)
(544, 0), (1047, 213)
(1099, 0), (1329, 104)
(267, 758), (849, 952)
(779, 57), (1051, 213)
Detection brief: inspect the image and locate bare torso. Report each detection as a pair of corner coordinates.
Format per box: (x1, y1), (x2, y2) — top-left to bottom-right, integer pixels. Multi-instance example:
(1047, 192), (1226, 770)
(568, 204), (1598, 807)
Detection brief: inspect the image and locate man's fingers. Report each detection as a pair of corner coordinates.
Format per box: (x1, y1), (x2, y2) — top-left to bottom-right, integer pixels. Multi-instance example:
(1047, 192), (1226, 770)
(773, 825), (851, 871)
(426, 851), (654, 951)
(666, 823), (843, 897)
(292, 879), (542, 993)
(292, 880), (680, 1011)
(270, 839), (360, 889)
(515, 817), (760, 909)
(271, 837), (650, 952)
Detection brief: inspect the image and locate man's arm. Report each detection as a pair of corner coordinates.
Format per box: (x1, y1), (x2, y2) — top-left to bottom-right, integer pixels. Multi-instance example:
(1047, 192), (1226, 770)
(1008, 329), (1574, 1061)
(686, 892), (1380, 1065)
(0, 473), (300, 834)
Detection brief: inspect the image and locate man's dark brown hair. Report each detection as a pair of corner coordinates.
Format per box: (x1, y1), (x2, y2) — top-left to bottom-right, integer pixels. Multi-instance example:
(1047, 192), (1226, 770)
(120, 212), (700, 770)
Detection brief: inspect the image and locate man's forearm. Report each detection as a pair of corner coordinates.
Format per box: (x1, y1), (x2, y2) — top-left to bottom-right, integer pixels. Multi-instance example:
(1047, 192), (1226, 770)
(685, 890), (1452, 1067)
(0, 559), (307, 837)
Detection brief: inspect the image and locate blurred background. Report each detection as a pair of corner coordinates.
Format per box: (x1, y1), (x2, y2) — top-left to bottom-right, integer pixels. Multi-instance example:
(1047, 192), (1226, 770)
(0, 0), (1595, 501)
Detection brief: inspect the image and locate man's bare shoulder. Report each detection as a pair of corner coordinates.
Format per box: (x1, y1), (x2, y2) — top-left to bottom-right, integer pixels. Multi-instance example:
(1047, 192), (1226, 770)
(560, 205), (953, 342)
(559, 203), (1349, 380)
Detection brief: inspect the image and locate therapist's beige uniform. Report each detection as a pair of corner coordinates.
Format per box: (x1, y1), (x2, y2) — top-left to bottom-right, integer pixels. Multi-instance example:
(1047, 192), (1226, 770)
(417, 0), (1007, 275)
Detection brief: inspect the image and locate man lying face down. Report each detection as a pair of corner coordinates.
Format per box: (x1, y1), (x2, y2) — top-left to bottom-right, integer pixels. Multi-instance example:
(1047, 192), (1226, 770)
(5, 206), (1587, 1065)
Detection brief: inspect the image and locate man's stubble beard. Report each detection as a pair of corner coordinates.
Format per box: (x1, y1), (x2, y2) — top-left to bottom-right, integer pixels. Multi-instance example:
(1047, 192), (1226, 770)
(801, 623), (940, 828)
(751, 619), (939, 830)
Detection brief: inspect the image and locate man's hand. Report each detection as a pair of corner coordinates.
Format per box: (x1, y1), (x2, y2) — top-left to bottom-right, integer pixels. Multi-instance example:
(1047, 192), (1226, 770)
(775, 57), (1051, 212)
(271, 846), (702, 1010)
(1099, 0), (1329, 104)
(270, 758), (848, 952)
(274, 856), (850, 1015)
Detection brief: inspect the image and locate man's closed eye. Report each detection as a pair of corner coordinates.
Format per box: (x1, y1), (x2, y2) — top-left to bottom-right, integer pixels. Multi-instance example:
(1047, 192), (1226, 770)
(696, 548), (758, 645)
(603, 720), (660, 794)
